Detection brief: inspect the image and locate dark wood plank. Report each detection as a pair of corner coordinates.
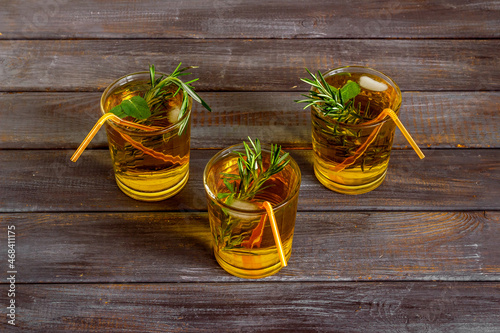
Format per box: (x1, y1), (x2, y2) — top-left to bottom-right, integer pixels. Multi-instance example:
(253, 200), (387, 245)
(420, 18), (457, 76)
(2, 211), (498, 283)
(1, 0), (498, 39)
(1, 91), (499, 149)
(0, 39), (498, 92)
(1, 282), (499, 332)
(0, 2), (497, 332)
(0, 149), (498, 212)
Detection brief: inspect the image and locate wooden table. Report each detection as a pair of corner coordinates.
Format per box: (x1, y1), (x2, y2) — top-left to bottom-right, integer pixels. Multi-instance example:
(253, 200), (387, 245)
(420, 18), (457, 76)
(1, 1), (499, 331)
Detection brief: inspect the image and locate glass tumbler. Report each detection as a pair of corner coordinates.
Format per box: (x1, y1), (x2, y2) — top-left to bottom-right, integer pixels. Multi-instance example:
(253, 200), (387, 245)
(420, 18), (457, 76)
(203, 143), (301, 279)
(101, 71), (192, 201)
(311, 66), (402, 194)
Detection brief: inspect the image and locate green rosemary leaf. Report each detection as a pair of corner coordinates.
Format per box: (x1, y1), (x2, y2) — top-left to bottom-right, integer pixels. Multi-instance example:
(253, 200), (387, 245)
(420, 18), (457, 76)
(317, 70), (335, 97)
(276, 152), (290, 166)
(237, 157), (246, 175)
(243, 141), (252, 164)
(221, 172), (240, 180)
(217, 192), (231, 199)
(300, 77), (322, 88)
(200, 98), (212, 112)
(184, 78), (199, 85)
(177, 65), (198, 74)
(179, 80), (201, 104)
(172, 62), (183, 75)
(172, 86), (182, 98)
(223, 179), (234, 193)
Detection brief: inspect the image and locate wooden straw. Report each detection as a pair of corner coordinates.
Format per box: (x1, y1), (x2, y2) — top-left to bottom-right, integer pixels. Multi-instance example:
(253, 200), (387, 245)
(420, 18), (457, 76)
(333, 108), (424, 172)
(70, 113), (159, 162)
(262, 201), (287, 267)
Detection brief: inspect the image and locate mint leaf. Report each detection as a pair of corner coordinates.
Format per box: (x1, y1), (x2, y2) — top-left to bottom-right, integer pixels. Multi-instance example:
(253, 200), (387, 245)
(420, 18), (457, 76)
(340, 80), (361, 102)
(109, 96), (151, 120)
(109, 104), (127, 118)
(120, 96), (151, 119)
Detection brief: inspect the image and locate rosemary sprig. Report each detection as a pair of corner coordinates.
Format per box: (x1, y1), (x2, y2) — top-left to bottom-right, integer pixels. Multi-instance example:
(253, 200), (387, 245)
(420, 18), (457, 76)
(218, 137), (290, 206)
(110, 63), (211, 135)
(216, 137), (290, 249)
(296, 69), (369, 125)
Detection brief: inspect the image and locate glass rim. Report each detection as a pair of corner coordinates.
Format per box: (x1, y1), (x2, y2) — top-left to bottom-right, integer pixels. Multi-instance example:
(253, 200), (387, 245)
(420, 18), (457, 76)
(100, 71), (192, 135)
(311, 65), (402, 128)
(203, 143), (302, 214)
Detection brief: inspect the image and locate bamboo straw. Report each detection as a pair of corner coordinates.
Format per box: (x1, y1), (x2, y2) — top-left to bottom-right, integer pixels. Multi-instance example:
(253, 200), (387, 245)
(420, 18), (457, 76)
(262, 201), (287, 267)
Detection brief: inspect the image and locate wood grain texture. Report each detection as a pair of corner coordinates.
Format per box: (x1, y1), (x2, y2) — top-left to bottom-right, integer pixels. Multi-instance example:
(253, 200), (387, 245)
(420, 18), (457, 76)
(1, 0), (499, 39)
(0, 39), (498, 92)
(1, 91), (499, 149)
(0, 149), (498, 212)
(1, 282), (498, 332)
(1, 211), (497, 283)
(1, 1), (498, 331)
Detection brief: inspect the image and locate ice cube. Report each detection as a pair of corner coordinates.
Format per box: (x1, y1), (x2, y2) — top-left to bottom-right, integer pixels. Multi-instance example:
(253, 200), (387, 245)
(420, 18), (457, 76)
(227, 199), (261, 221)
(168, 106), (181, 124)
(229, 199), (260, 211)
(359, 75), (388, 92)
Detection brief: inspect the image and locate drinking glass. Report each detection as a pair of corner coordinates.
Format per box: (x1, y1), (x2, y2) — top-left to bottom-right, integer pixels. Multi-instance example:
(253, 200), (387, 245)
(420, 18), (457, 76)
(101, 72), (192, 201)
(311, 66), (402, 194)
(203, 143), (301, 279)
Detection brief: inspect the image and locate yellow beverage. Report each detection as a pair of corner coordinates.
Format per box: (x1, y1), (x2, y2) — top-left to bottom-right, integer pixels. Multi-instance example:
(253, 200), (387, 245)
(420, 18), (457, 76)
(311, 67), (402, 194)
(204, 144), (301, 279)
(101, 72), (192, 201)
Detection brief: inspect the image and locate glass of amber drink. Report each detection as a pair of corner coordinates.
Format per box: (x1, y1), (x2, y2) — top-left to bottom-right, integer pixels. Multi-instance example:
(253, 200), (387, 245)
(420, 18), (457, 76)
(311, 66), (402, 194)
(203, 143), (301, 279)
(101, 72), (192, 201)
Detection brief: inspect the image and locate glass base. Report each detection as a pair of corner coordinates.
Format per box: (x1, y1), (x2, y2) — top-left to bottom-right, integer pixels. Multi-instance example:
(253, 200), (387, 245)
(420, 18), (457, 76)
(115, 171), (189, 201)
(314, 165), (387, 195)
(214, 250), (290, 279)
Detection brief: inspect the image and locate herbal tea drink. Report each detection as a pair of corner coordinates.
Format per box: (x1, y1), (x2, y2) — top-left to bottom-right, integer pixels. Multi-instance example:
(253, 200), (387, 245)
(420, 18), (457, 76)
(102, 74), (192, 201)
(71, 64), (211, 201)
(204, 139), (301, 279)
(299, 66), (402, 194)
